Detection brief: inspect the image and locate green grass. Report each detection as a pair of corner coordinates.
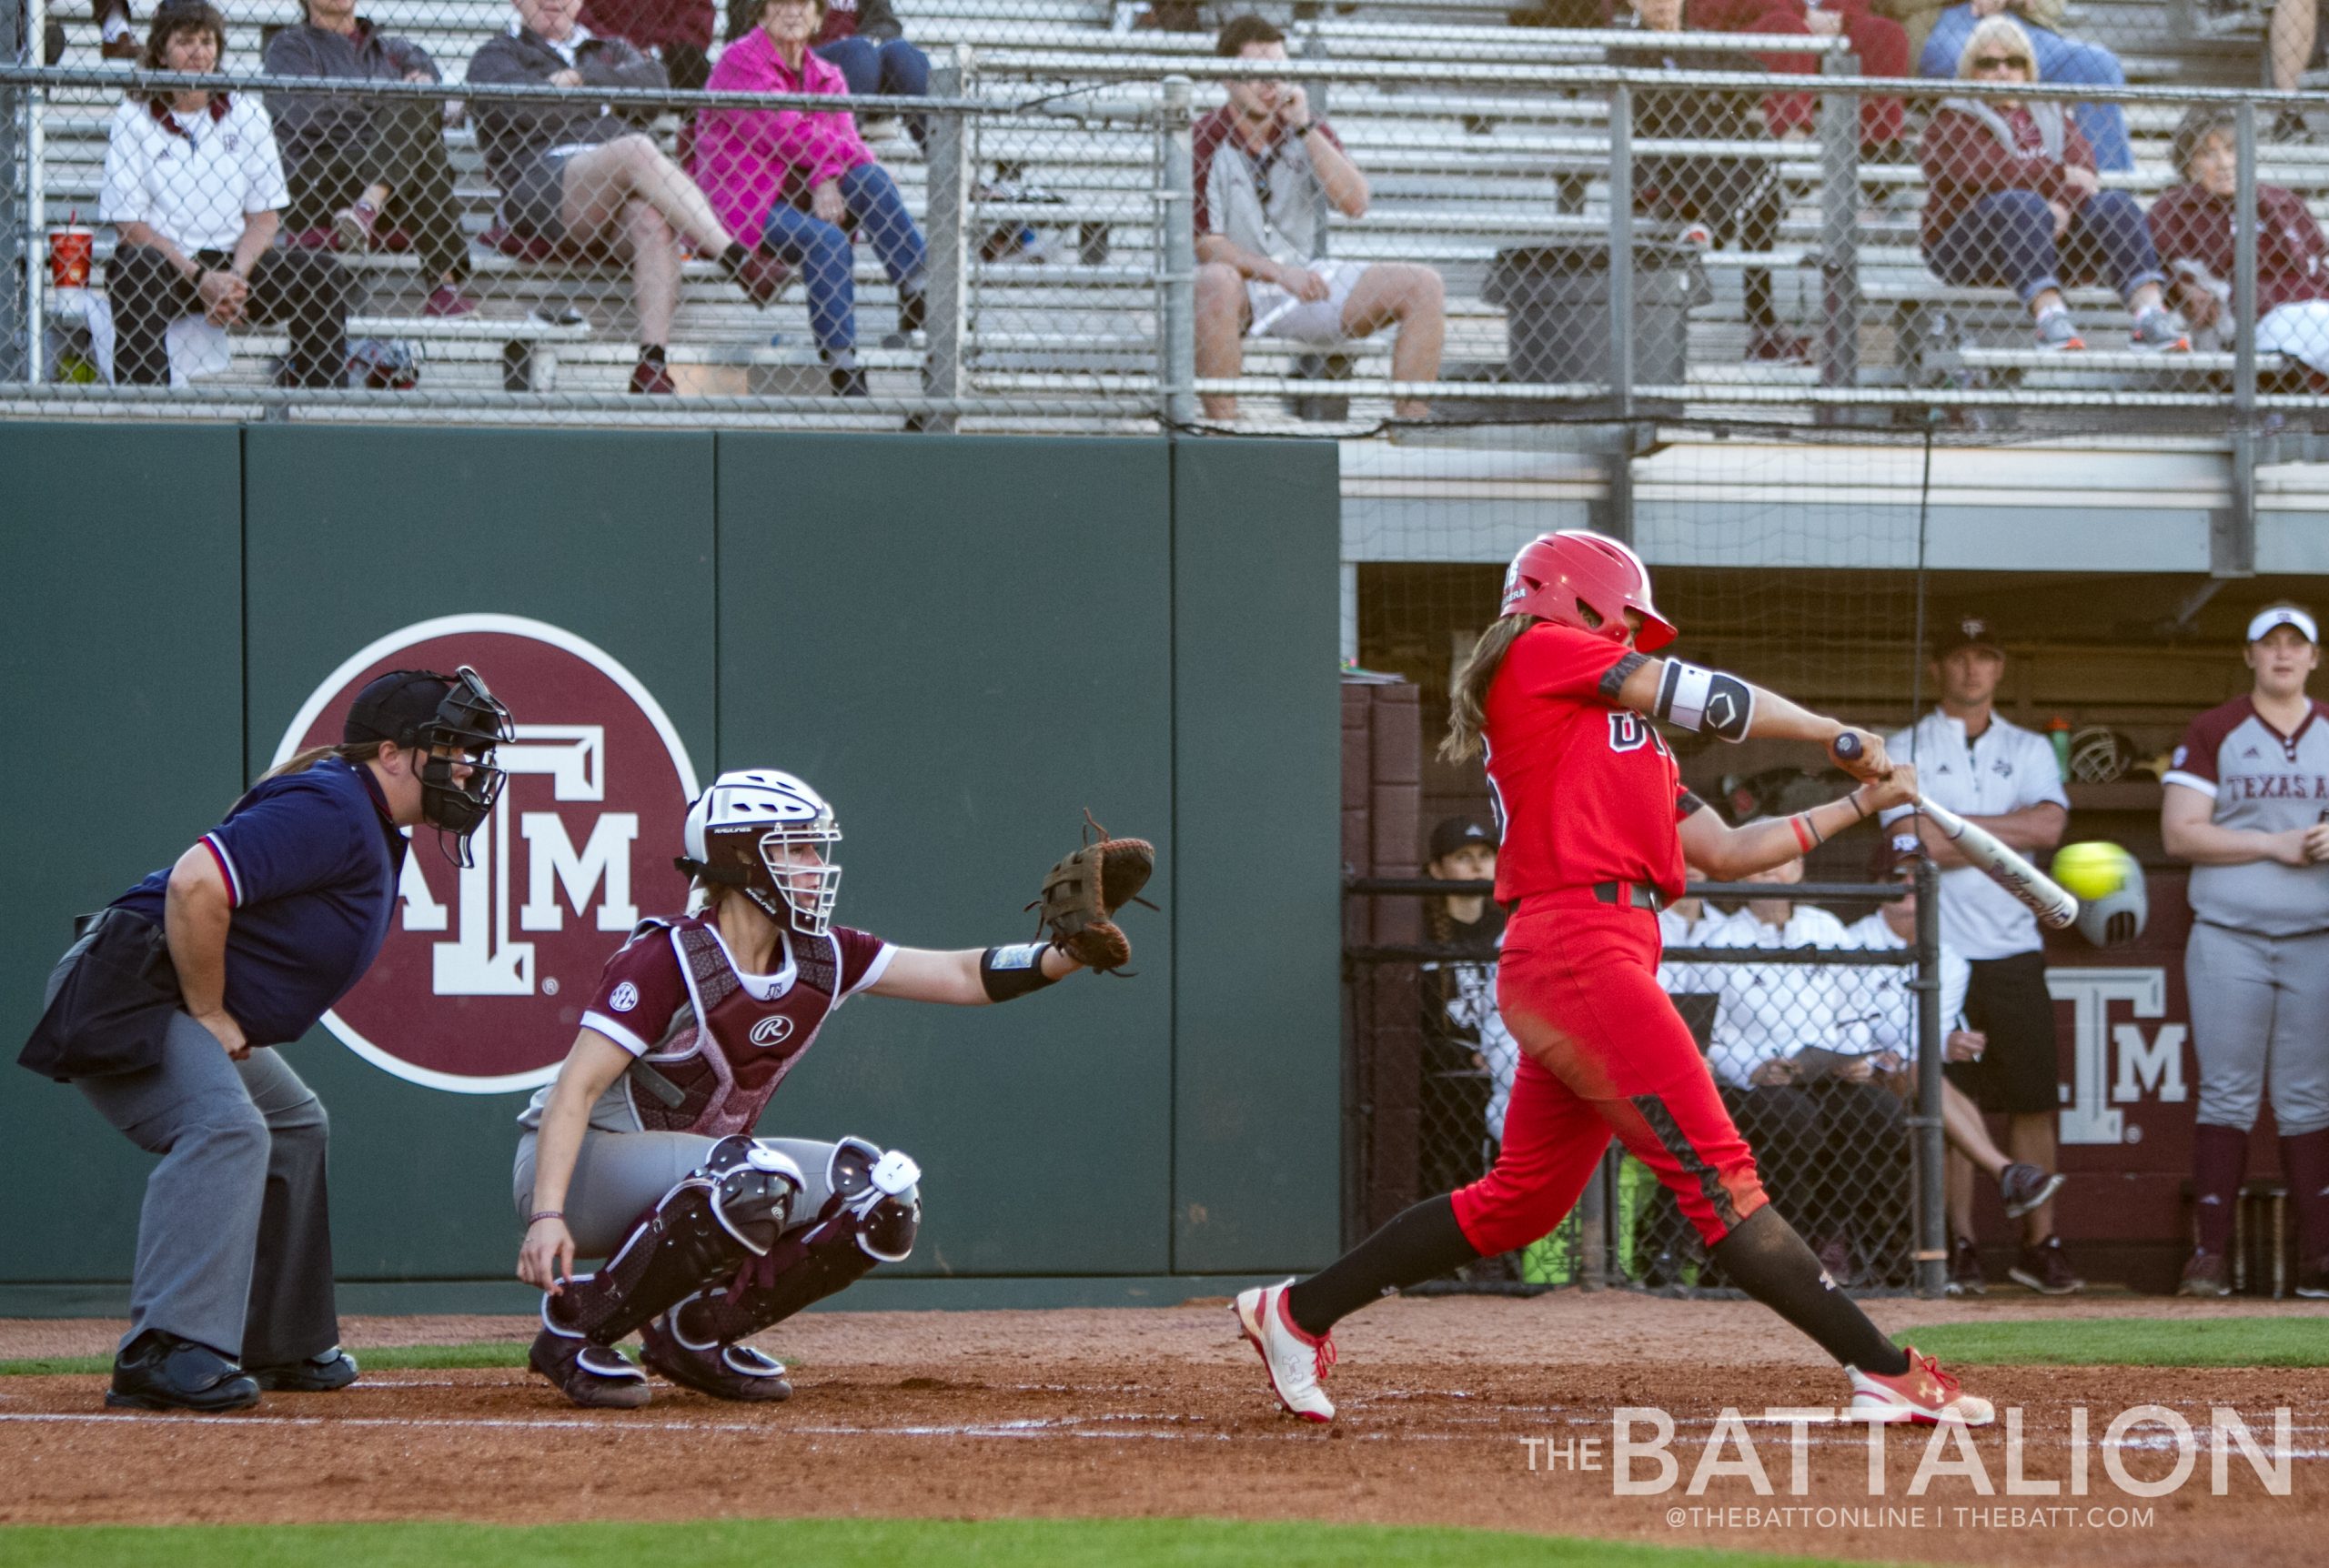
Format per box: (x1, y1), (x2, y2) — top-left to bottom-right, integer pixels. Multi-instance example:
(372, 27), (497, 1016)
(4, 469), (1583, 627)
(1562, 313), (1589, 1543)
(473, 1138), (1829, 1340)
(0, 1520), (1910, 1568)
(1897, 1315), (2329, 1368)
(0, 1341), (534, 1377)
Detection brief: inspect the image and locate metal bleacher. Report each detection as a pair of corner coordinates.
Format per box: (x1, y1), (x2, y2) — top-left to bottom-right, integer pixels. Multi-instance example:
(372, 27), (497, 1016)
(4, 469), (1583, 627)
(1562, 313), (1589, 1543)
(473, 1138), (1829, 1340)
(23, 0), (2324, 425)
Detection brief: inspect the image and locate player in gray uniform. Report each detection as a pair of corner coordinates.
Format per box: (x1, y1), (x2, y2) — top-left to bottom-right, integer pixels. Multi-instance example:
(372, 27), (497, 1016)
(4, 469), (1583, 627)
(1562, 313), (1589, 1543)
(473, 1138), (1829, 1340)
(2161, 603), (2329, 1299)
(512, 769), (1124, 1408)
(1885, 611), (2078, 1295)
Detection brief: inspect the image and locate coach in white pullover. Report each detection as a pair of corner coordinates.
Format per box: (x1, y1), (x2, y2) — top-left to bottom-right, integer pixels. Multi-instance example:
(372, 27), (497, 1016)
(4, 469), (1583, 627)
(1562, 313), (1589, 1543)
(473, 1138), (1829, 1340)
(1885, 611), (2077, 1295)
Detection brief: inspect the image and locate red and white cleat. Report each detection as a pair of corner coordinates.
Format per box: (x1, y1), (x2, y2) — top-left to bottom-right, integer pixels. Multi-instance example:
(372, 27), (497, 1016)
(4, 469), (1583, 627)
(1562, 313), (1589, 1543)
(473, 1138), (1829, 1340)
(1233, 1279), (1336, 1423)
(1848, 1346), (1995, 1425)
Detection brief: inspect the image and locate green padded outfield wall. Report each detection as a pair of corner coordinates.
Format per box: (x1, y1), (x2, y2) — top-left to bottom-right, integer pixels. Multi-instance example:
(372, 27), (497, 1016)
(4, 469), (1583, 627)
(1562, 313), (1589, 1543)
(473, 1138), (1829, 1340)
(0, 424), (1340, 1303)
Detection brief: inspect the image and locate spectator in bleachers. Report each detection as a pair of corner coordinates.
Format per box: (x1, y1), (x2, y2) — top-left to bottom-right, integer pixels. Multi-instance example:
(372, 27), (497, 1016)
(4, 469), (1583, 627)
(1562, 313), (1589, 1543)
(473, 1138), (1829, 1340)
(1689, 0), (1911, 156)
(583, 0), (715, 91)
(1618, 0), (1804, 363)
(1191, 15), (1445, 422)
(99, 0), (357, 387)
(1699, 849), (1911, 1285)
(2150, 106), (2329, 383)
(2268, 0), (2322, 128)
(1896, 0), (2132, 172)
(468, 0), (791, 395)
(263, 0), (476, 318)
(695, 0), (928, 399)
(1917, 16), (2183, 354)
(723, 0), (929, 142)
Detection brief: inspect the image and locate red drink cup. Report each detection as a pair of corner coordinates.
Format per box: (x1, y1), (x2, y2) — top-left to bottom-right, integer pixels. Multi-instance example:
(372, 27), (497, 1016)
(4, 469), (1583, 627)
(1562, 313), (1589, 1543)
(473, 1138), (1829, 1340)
(50, 227), (95, 289)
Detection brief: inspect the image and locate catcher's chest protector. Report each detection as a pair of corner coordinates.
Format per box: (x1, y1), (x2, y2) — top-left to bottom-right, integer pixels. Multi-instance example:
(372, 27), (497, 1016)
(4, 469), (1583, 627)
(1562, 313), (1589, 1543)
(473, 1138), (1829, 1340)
(627, 918), (842, 1137)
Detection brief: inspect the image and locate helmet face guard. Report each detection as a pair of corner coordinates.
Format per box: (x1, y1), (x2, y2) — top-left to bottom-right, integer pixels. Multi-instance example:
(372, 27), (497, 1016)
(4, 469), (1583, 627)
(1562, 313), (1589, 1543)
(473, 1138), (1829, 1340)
(676, 770), (844, 939)
(1500, 530), (1678, 652)
(416, 666), (514, 866)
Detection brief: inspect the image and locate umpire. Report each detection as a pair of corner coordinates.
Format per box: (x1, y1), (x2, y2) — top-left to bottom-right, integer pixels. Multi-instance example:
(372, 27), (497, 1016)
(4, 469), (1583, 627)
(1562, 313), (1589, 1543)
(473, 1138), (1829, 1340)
(18, 668), (510, 1411)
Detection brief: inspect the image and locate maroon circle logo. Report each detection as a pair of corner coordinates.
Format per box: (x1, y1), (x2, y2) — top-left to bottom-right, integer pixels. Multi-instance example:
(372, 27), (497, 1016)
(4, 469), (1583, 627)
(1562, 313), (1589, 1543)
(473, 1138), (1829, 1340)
(275, 615), (699, 1092)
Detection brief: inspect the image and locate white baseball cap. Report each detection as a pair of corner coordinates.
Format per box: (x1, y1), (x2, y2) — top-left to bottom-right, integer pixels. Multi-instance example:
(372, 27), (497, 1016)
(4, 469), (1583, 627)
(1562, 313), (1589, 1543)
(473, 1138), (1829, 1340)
(2247, 606), (2319, 645)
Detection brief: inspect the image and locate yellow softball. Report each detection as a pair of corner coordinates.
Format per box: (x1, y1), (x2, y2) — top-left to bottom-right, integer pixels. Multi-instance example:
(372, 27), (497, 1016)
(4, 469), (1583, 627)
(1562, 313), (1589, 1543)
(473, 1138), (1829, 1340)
(2052, 841), (2138, 902)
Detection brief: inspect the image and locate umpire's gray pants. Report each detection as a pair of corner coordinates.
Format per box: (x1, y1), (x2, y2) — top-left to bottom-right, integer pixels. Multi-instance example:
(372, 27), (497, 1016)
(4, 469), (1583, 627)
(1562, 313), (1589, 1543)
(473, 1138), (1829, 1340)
(47, 960), (338, 1364)
(514, 1129), (913, 1260)
(2185, 921), (2329, 1136)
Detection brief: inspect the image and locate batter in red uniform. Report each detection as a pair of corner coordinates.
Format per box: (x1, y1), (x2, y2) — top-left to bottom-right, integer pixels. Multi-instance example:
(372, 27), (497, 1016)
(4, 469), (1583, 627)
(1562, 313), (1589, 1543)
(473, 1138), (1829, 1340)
(1235, 531), (1995, 1426)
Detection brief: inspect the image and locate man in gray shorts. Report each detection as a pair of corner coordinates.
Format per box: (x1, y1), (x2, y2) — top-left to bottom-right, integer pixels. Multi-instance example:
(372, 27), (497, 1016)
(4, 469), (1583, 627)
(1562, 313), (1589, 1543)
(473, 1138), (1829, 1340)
(2162, 603), (2329, 1298)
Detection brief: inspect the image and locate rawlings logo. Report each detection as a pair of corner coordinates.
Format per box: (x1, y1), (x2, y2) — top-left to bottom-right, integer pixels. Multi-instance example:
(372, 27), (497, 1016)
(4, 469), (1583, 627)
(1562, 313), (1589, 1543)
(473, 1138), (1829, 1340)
(276, 614), (698, 1093)
(749, 1015), (795, 1049)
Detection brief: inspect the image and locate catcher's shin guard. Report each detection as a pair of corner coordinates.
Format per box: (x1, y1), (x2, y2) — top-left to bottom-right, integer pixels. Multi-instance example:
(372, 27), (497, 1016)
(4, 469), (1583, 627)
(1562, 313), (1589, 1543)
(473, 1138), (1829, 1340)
(679, 1137), (923, 1344)
(549, 1136), (804, 1346)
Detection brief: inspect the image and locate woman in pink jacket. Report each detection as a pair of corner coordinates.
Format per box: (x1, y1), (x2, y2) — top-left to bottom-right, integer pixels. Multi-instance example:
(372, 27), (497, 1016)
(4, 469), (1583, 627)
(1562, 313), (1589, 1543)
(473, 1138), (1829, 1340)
(695, 0), (926, 397)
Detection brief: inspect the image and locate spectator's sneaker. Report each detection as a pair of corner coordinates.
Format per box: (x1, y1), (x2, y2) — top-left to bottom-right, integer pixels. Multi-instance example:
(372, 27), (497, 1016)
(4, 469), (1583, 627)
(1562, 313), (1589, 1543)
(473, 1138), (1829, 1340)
(1998, 1161), (2065, 1220)
(248, 1346), (358, 1392)
(1233, 1279), (1336, 1422)
(728, 248), (791, 307)
(2007, 1234), (2083, 1295)
(1678, 223), (1713, 249)
(1746, 327), (1812, 364)
(333, 201), (381, 254)
(2033, 308), (2085, 352)
(424, 285), (479, 319)
(2178, 1248), (2233, 1298)
(100, 35), (140, 60)
(639, 1308), (792, 1403)
(1945, 1233), (1985, 1297)
(829, 365), (871, 398)
(1847, 1346), (1995, 1426)
(897, 288), (926, 340)
(630, 358), (678, 396)
(2130, 307), (2191, 353)
(857, 115), (904, 145)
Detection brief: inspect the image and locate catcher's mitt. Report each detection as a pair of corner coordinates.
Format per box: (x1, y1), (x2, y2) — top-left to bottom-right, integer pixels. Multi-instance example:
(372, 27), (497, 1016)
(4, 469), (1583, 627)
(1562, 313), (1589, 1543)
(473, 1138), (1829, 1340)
(1034, 811), (1157, 973)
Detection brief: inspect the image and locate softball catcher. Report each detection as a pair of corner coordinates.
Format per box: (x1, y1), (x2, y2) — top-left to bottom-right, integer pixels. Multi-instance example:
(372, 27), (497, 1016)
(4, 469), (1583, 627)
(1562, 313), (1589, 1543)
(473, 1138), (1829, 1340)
(514, 769), (1151, 1407)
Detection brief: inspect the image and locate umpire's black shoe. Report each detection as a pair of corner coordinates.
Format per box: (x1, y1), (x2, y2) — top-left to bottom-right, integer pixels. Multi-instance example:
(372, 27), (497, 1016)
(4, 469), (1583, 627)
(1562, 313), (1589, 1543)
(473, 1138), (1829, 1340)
(106, 1331), (261, 1412)
(249, 1346), (359, 1392)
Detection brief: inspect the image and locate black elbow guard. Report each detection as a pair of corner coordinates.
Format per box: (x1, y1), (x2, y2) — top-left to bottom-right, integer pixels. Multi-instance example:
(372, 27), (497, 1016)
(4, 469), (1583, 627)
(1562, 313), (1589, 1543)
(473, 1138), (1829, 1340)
(1654, 661), (1755, 742)
(980, 942), (1060, 1002)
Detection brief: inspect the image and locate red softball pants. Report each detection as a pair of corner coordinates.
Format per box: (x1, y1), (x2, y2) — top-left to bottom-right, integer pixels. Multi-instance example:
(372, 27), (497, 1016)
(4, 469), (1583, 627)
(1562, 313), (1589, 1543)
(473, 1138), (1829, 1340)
(1450, 898), (1770, 1256)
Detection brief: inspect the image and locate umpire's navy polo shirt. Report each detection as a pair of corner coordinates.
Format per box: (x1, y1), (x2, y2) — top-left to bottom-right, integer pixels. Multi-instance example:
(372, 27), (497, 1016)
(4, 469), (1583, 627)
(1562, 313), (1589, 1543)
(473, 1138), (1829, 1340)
(112, 757), (407, 1046)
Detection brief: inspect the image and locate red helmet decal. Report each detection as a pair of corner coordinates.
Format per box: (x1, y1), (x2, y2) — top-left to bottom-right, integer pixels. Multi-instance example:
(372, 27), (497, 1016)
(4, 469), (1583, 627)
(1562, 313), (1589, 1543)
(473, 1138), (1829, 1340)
(275, 614), (700, 1093)
(1499, 530), (1677, 651)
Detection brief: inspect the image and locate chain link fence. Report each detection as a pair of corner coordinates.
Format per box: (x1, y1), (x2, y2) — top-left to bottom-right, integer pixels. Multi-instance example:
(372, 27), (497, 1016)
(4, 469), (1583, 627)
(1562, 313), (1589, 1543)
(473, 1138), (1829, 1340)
(1352, 870), (1949, 1297)
(4, 1), (2327, 434)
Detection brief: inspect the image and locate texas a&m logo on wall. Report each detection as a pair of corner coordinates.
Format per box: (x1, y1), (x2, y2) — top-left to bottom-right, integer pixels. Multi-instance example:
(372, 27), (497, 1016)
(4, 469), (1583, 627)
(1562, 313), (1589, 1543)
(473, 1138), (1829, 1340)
(276, 614), (699, 1093)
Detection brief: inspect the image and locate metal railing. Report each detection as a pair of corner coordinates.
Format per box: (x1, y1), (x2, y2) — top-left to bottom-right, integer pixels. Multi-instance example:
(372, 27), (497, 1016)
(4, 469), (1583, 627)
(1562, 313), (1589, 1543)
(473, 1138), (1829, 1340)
(6, 49), (2329, 455)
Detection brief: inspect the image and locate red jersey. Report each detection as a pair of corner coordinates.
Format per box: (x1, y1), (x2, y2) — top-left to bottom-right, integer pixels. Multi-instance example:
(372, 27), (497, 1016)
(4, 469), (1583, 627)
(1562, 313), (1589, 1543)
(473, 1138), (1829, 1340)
(1482, 622), (1703, 904)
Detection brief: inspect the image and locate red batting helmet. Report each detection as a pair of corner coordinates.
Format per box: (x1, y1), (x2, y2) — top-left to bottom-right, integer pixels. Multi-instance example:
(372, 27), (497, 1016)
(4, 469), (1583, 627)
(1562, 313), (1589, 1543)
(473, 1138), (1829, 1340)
(1498, 530), (1678, 651)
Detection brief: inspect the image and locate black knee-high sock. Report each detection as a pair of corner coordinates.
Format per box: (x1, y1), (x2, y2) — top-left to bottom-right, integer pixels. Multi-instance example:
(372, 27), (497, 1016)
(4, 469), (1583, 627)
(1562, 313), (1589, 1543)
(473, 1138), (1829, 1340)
(2282, 1129), (2329, 1267)
(1711, 1205), (1910, 1376)
(1285, 1194), (1480, 1339)
(2193, 1122), (2249, 1257)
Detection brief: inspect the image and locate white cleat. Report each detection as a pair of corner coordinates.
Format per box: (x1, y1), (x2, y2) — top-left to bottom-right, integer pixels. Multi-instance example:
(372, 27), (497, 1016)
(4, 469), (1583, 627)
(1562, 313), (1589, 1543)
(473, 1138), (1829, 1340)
(1847, 1345), (1995, 1425)
(1233, 1278), (1336, 1423)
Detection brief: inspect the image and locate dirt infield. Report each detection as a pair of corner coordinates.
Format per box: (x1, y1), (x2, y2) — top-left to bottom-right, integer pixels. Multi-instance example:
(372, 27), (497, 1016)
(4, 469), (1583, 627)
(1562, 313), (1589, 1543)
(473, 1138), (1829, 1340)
(3, 1293), (2324, 1566)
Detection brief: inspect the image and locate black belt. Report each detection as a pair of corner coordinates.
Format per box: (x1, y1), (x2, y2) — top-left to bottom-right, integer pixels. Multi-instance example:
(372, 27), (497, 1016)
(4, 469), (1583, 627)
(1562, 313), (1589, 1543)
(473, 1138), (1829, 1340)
(1592, 880), (1666, 913)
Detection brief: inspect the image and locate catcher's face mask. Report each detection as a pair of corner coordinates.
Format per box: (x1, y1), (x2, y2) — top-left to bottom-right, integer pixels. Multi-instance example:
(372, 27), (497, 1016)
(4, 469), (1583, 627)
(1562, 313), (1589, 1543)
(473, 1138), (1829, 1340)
(756, 820), (842, 940)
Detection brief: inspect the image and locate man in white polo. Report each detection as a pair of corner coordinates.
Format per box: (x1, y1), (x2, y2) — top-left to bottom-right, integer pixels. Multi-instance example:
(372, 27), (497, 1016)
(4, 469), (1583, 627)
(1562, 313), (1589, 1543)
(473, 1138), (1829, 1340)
(1885, 611), (2077, 1295)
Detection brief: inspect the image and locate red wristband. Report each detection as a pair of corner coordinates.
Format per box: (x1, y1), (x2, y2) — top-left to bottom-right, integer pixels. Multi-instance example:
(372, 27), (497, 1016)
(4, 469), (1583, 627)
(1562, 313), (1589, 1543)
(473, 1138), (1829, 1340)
(1790, 815), (1816, 854)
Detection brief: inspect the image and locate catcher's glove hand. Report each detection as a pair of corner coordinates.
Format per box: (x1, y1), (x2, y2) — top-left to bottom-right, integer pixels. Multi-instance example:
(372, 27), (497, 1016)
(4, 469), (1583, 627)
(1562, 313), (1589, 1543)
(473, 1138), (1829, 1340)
(1034, 811), (1157, 973)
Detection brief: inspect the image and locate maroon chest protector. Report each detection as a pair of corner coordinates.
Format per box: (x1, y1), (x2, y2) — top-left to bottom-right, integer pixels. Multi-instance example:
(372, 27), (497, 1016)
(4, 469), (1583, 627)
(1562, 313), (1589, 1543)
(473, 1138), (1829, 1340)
(626, 920), (842, 1136)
